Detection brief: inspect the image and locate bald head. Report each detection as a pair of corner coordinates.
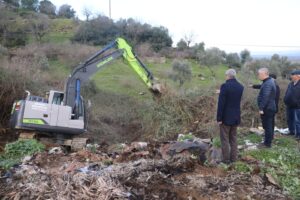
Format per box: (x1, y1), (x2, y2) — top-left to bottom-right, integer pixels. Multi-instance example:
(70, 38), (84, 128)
(258, 68), (270, 81)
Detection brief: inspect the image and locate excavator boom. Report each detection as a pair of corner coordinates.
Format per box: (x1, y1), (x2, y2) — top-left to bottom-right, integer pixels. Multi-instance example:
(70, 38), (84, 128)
(64, 37), (162, 119)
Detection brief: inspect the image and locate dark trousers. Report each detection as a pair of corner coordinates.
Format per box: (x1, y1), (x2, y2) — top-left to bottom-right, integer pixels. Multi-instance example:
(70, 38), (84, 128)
(219, 124), (238, 162)
(295, 109), (300, 137)
(286, 107), (295, 135)
(261, 110), (275, 147)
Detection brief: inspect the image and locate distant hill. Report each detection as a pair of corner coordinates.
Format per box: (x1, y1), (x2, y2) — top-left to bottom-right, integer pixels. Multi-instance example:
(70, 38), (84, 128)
(253, 50), (300, 62)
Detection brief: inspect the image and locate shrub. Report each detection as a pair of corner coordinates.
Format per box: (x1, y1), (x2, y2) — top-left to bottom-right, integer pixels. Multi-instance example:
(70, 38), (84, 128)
(0, 45), (8, 56)
(169, 60), (192, 87)
(0, 139), (45, 169)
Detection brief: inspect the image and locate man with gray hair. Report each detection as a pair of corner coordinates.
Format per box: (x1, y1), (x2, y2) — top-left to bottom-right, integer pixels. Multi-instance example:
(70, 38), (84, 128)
(257, 67), (277, 148)
(217, 68), (244, 163)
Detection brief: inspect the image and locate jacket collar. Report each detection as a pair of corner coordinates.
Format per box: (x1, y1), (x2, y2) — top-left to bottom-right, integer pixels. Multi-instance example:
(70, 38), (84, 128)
(226, 78), (236, 83)
(262, 77), (271, 83)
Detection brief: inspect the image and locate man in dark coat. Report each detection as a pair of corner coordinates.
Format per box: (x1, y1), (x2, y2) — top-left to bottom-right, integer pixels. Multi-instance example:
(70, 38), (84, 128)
(251, 73), (280, 113)
(250, 73), (280, 137)
(257, 68), (277, 148)
(284, 70), (300, 139)
(217, 69), (244, 163)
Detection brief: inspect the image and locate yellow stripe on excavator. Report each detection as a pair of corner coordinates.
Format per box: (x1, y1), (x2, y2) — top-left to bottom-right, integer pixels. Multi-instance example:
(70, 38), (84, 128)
(116, 37), (152, 88)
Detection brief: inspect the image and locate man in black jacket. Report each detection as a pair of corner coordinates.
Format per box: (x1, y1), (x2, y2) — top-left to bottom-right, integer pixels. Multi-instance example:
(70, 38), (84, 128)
(284, 70), (300, 139)
(217, 69), (244, 163)
(250, 74), (280, 138)
(257, 68), (277, 148)
(250, 74), (280, 113)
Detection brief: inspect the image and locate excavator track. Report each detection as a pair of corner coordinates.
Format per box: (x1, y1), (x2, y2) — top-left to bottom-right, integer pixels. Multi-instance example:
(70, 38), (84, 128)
(64, 137), (90, 151)
(19, 132), (37, 139)
(16, 131), (89, 151)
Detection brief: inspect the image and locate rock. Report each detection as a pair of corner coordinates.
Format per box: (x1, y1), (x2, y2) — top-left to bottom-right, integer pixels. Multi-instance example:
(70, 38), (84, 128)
(265, 173), (279, 187)
(160, 141), (209, 163)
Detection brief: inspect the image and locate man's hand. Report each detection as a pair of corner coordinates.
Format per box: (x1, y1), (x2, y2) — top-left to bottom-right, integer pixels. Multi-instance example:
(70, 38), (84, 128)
(259, 110), (264, 115)
(217, 121), (222, 125)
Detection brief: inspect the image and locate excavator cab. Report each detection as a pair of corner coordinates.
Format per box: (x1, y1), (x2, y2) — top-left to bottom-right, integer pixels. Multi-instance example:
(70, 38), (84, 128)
(10, 90), (86, 135)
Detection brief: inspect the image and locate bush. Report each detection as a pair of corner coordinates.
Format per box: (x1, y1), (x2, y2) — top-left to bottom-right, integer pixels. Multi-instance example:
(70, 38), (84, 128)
(72, 17), (173, 51)
(169, 60), (192, 87)
(39, 0), (56, 16)
(72, 16), (118, 45)
(58, 4), (75, 19)
(33, 52), (49, 70)
(21, 0), (39, 11)
(0, 9), (29, 47)
(0, 45), (8, 56)
(198, 47), (226, 67)
(0, 139), (45, 169)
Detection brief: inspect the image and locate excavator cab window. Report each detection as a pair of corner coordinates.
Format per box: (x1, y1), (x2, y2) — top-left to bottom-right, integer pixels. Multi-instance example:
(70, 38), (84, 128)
(52, 93), (64, 105)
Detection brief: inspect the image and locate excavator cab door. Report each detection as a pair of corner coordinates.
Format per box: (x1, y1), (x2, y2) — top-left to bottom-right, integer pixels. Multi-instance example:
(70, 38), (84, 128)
(48, 91), (64, 126)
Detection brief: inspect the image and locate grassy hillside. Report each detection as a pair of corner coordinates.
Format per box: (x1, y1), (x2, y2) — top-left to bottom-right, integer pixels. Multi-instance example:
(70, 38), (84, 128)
(91, 59), (228, 100)
(46, 19), (78, 43)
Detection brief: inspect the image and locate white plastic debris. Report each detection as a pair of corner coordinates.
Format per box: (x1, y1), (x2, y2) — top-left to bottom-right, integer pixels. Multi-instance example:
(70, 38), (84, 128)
(177, 133), (195, 141)
(134, 142), (148, 149)
(244, 140), (254, 146)
(48, 147), (63, 154)
(245, 145), (258, 151)
(243, 140), (258, 151)
(22, 156), (32, 163)
(274, 127), (289, 135)
(86, 144), (100, 151)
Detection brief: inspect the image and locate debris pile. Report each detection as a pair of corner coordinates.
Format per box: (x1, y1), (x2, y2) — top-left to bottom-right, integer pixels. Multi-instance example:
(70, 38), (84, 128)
(0, 138), (292, 200)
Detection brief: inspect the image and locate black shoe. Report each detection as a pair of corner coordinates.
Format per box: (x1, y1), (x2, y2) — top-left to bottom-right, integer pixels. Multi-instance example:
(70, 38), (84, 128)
(288, 132), (295, 136)
(257, 143), (271, 149)
(220, 160), (231, 165)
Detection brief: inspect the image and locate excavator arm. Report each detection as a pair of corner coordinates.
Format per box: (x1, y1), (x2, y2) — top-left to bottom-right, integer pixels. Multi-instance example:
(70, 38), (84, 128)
(64, 37), (162, 118)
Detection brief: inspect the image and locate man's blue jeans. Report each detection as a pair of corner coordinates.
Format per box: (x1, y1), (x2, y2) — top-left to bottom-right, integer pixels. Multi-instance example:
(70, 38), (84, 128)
(294, 109), (300, 137)
(286, 107), (295, 135)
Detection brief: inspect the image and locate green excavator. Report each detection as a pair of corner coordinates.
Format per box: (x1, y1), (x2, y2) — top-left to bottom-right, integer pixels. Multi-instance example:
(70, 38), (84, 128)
(9, 38), (162, 149)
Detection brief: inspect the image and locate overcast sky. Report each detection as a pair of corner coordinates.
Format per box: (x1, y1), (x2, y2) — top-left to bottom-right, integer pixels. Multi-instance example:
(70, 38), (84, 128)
(51, 0), (300, 54)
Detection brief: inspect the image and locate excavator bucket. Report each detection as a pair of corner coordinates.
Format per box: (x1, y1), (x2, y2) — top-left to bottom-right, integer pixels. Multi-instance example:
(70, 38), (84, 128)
(151, 83), (164, 95)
